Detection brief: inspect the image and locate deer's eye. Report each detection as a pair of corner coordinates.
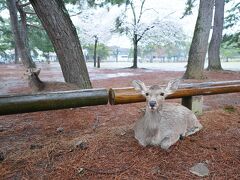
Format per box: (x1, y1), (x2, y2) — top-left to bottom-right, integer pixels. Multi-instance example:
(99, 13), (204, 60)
(160, 92), (165, 96)
(145, 92), (149, 96)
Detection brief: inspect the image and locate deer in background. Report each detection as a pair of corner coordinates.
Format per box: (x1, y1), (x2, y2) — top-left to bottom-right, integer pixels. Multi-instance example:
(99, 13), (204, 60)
(132, 79), (203, 150)
(24, 68), (80, 92)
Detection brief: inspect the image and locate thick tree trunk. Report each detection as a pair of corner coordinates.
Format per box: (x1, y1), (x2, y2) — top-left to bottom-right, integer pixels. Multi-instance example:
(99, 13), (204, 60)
(183, 0), (214, 79)
(7, 0), (36, 69)
(132, 34), (138, 68)
(207, 0), (224, 71)
(17, 2), (34, 62)
(17, 2), (28, 48)
(30, 0), (92, 89)
(93, 36), (98, 67)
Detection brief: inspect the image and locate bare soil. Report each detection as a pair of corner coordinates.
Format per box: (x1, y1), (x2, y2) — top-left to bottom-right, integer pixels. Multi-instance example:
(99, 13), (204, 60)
(0, 63), (240, 179)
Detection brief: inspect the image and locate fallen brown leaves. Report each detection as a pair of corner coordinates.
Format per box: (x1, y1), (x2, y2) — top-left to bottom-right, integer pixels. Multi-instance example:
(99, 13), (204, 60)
(0, 65), (240, 179)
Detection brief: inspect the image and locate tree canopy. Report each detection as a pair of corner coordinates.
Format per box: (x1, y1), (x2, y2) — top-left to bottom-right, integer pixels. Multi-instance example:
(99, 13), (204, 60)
(223, 2), (240, 48)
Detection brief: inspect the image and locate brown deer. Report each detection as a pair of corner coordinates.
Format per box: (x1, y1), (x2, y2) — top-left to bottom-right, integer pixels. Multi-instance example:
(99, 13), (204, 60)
(24, 68), (80, 92)
(132, 79), (203, 150)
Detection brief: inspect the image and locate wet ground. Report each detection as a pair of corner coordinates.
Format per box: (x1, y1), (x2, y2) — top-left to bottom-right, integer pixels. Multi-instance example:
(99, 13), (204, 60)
(0, 62), (240, 179)
(0, 63), (140, 95)
(91, 61), (240, 71)
(1, 61), (240, 95)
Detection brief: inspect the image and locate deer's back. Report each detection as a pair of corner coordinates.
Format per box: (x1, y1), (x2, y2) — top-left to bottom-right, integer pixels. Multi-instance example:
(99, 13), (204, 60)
(160, 103), (197, 128)
(161, 103), (195, 120)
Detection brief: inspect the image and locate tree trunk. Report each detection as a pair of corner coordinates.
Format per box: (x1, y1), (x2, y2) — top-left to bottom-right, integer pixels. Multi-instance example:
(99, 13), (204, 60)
(17, 2), (28, 48)
(14, 46), (20, 64)
(93, 36), (98, 67)
(183, 0), (214, 79)
(7, 0), (36, 69)
(97, 56), (100, 68)
(30, 0), (92, 89)
(132, 34), (138, 68)
(207, 0), (224, 71)
(17, 2), (34, 62)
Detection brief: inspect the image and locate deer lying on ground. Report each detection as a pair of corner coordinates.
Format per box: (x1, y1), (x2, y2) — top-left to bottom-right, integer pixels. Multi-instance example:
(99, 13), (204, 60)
(132, 79), (203, 150)
(24, 68), (80, 92)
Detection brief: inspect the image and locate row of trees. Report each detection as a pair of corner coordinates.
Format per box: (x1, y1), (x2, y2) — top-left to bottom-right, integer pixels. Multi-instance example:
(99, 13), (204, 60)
(0, 0), (239, 90)
(183, 0), (239, 79)
(0, 0), (53, 63)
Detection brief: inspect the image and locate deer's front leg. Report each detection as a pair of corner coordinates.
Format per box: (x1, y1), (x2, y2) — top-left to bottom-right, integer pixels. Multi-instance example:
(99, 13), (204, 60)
(160, 133), (180, 150)
(138, 139), (147, 147)
(134, 131), (148, 147)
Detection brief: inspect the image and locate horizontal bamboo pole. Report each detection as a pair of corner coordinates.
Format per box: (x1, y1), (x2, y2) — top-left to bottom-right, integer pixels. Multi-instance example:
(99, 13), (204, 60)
(109, 81), (240, 105)
(0, 89), (108, 115)
(179, 80), (240, 89)
(1, 81), (239, 115)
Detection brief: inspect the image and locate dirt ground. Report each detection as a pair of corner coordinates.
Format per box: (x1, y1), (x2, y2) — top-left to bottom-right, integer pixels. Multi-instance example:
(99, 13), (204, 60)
(0, 63), (240, 179)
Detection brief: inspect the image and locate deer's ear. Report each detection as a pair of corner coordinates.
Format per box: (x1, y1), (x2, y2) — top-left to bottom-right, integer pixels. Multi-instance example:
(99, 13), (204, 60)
(132, 80), (147, 93)
(33, 68), (41, 76)
(164, 79), (181, 95)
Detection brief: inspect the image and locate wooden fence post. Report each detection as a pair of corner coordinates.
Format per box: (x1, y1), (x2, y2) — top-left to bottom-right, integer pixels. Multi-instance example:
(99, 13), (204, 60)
(182, 96), (203, 115)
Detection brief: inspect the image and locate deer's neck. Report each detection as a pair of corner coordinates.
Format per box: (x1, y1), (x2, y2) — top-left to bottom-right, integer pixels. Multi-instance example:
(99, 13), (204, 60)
(145, 109), (162, 119)
(28, 74), (44, 92)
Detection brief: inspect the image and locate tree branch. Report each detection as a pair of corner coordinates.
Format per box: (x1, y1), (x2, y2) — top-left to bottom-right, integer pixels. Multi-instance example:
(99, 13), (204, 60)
(25, 11), (36, 15)
(181, 0), (197, 19)
(159, 11), (176, 21)
(129, 1), (137, 26)
(27, 23), (44, 30)
(70, 11), (82, 17)
(142, 8), (159, 15)
(137, 25), (155, 42)
(18, 1), (31, 8)
(16, 1), (35, 16)
(137, 0), (146, 24)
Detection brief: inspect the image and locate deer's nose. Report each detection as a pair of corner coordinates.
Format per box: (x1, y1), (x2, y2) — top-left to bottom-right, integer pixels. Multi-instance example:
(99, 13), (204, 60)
(149, 101), (156, 108)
